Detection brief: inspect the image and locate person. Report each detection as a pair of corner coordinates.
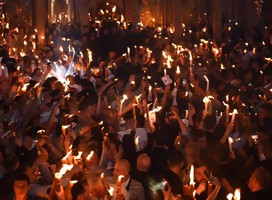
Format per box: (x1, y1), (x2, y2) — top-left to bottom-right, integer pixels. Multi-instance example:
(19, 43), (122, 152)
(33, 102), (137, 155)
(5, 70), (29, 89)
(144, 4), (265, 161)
(247, 167), (272, 200)
(133, 153), (152, 199)
(163, 150), (184, 197)
(12, 173), (33, 200)
(108, 159), (145, 200)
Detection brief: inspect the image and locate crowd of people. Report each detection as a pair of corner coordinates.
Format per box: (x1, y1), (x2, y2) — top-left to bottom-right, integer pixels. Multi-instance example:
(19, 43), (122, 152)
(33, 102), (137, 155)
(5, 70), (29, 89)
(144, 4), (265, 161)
(0, 2), (272, 200)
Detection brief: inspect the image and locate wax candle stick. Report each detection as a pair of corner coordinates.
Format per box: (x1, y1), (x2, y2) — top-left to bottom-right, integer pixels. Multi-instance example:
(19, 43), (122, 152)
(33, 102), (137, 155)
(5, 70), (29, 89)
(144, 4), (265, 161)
(116, 175), (124, 195)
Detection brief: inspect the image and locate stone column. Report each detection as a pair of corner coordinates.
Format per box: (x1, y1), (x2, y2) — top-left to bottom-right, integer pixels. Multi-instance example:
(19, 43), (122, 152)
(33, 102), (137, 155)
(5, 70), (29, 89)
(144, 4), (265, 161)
(32, 0), (47, 44)
(212, 0), (222, 41)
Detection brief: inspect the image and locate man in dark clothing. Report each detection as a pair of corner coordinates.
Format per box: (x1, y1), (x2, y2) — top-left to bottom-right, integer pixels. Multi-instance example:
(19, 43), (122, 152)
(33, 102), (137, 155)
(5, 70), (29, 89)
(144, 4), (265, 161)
(247, 167), (272, 200)
(163, 150), (184, 197)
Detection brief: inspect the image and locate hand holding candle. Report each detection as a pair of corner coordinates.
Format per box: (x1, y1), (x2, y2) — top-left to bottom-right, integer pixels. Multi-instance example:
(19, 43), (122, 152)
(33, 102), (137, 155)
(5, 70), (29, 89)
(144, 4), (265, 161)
(204, 75), (209, 94)
(228, 137), (233, 152)
(231, 109), (238, 123)
(116, 175), (124, 195)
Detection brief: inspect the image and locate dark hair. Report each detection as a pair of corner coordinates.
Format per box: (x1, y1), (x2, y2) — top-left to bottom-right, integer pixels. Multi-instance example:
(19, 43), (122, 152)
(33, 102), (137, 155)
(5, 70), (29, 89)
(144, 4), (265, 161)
(71, 181), (85, 200)
(168, 150), (184, 167)
(13, 173), (30, 185)
(204, 115), (217, 130)
(3, 153), (19, 172)
(136, 115), (145, 128)
(254, 167), (271, 189)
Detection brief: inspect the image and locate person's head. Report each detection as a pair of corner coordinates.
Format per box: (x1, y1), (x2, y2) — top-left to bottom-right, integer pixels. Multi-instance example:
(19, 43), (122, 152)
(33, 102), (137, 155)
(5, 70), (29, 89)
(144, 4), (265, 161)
(256, 126), (271, 144)
(194, 163), (209, 182)
(137, 153), (151, 172)
(263, 142), (272, 159)
(248, 167), (271, 192)
(71, 181), (87, 200)
(258, 103), (272, 120)
(113, 159), (130, 182)
(4, 153), (19, 172)
(203, 115), (217, 131)
(17, 164), (37, 184)
(192, 129), (208, 150)
(78, 96), (96, 118)
(13, 173), (30, 198)
(136, 115), (145, 128)
(167, 150), (184, 171)
(184, 141), (200, 165)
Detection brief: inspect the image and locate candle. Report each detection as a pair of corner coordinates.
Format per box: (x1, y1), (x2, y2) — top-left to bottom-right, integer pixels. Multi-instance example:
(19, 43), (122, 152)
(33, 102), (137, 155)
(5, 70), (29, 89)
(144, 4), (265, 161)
(228, 137), (233, 152)
(231, 109), (238, 123)
(112, 6), (116, 13)
(135, 136), (140, 152)
(127, 47), (130, 59)
(224, 95), (230, 123)
(116, 175), (124, 195)
(176, 66), (180, 76)
(183, 165), (195, 197)
(203, 97), (210, 112)
(204, 75), (209, 93)
(227, 193), (233, 200)
(164, 68), (167, 76)
(148, 85), (152, 102)
(234, 188), (241, 200)
(73, 151), (83, 166)
(87, 49), (92, 63)
(54, 173), (62, 192)
(119, 94), (128, 114)
(86, 151), (94, 161)
(61, 125), (70, 136)
(59, 46), (64, 53)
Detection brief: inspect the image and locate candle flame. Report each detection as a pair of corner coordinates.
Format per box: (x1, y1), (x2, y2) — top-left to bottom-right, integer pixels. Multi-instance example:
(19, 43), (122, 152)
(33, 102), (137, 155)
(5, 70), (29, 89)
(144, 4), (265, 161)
(59, 46), (63, 53)
(189, 165), (195, 186)
(234, 188), (241, 200)
(203, 96), (211, 103)
(228, 137), (233, 144)
(108, 186), (114, 196)
(112, 6), (116, 13)
(86, 151), (94, 161)
(21, 83), (30, 92)
(118, 175), (124, 181)
(204, 75), (209, 82)
(74, 151), (83, 160)
(227, 193), (233, 200)
(176, 66), (180, 75)
(87, 49), (92, 62)
(135, 136), (140, 148)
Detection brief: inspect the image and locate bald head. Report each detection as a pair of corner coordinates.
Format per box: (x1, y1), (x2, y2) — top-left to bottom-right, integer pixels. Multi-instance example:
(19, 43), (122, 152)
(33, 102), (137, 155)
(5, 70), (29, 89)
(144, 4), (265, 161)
(137, 153), (151, 172)
(113, 159), (131, 181)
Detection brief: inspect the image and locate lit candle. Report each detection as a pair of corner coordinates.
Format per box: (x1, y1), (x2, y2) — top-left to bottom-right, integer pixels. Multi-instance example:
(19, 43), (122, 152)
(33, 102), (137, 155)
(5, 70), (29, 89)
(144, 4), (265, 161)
(127, 47), (130, 59)
(176, 66), (180, 76)
(203, 96), (210, 112)
(119, 94), (128, 114)
(183, 165), (195, 197)
(231, 109), (238, 123)
(228, 137), (233, 152)
(227, 193), (233, 200)
(135, 136), (140, 151)
(86, 151), (94, 161)
(224, 95), (230, 123)
(204, 75), (209, 94)
(61, 125), (70, 136)
(234, 188), (241, 200)
(116, 175), (124, 195)
(87, 49), (92, 63)
(148, 85), (152, 102)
